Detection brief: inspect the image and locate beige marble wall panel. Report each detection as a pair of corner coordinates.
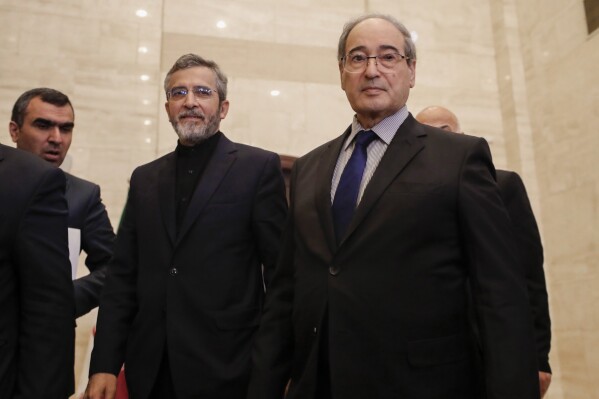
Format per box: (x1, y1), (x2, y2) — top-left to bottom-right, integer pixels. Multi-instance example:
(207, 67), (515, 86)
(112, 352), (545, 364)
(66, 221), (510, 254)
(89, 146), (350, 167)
(163, 0), (364, 47)
(512, 0), (599, 396)
(161, 33), (339, 84)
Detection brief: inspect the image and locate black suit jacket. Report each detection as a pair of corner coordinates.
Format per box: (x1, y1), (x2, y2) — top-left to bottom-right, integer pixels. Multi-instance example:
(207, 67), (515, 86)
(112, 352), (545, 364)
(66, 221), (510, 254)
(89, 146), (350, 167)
(65, 173), (115, 317)
(90, 133), (287, 398)
(496, 170), (550, 373)
(0, 144), (75, 398)
(248, 116), (539, 399)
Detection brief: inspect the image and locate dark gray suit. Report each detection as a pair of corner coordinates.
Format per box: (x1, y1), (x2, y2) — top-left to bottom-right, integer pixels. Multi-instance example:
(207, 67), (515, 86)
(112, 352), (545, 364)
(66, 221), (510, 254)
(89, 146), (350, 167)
(249, 116), (539, 399)
(91, 133), (287, 399)
(64, 173), (115, 317)
(0, 144), (75, 398)
(496, 169), (551, 372)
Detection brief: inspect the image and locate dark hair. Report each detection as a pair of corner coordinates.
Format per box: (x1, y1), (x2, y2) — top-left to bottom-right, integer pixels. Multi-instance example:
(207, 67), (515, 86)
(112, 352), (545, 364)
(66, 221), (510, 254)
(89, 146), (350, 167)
(11, 88), (73, 127)
(164, 53), (228, 103)
(337, 13), (417, 66)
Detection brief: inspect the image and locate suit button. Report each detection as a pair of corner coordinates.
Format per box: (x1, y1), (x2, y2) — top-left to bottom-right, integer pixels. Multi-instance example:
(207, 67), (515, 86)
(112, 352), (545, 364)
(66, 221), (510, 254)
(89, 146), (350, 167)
(329, 266), (339, 276)
(312, 326), (318, 335)
(170, 267), (178, 276)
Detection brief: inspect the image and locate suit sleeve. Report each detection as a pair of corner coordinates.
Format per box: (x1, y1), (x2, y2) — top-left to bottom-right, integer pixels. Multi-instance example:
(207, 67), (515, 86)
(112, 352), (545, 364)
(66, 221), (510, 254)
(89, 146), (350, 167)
(16, 167), (75, 398)
(251, 152), (288, 290)
(499, 172), (551, 373)
(248, 162), (297, 399)
(458, 139), (539, 399)
(89, 182), (139, 377)
(74, 183), (116, 317)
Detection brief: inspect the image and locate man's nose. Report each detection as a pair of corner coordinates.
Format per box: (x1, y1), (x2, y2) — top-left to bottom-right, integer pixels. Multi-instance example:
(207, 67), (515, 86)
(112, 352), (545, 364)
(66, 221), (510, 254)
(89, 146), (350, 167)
(48, 126), (63, 143)
(364, 56), (380, 77)
(183, 91), (199, 107)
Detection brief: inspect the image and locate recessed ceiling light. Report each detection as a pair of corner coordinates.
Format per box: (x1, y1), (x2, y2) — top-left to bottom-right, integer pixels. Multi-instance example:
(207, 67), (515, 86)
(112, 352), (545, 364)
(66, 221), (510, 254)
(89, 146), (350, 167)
(270, 90), (280, 97)
(138, 46), (149, 54)
(136, 9), (148, 18)
(144, 119), (152, 126)
(216, 20), (227, 29)
(142, 99), (150, 105)
(145, 137), (152, 144)
(140, 74), (150, 81)
(410, 31), (419, 42)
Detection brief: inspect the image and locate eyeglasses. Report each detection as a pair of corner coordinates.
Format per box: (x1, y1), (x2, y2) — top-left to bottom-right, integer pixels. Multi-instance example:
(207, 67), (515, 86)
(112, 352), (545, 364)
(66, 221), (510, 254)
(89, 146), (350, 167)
(167, 86), (215, 101)
(341, 51), (409, 73)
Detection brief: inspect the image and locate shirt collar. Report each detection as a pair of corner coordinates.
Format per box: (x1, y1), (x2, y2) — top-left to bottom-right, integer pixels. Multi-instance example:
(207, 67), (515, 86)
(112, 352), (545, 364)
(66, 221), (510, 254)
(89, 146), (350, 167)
(344, 106), (409, 150)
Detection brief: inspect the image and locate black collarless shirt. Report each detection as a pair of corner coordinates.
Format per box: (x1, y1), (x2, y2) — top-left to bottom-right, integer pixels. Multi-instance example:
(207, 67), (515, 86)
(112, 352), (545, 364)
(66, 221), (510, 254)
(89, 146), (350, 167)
(175, 132), (221, 232)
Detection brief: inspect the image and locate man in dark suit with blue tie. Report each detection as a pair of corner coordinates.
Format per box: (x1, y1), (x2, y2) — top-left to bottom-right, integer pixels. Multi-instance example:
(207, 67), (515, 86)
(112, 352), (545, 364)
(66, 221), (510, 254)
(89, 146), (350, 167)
(85, 53), (287, 399)
(248, 13), (540, 399)
(9, 88), (116, 318)
(0, 143), (75, 398)
(416, 105), (552, 398)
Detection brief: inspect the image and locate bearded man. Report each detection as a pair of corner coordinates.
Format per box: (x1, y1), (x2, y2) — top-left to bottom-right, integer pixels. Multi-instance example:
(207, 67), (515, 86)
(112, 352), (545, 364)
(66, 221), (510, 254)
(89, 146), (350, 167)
(85, 53), (288, 399)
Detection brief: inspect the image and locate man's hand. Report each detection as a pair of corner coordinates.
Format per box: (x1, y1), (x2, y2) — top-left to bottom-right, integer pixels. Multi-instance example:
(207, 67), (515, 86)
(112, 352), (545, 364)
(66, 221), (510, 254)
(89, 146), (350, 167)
(539, 371), (552, 398)
(83, 372), (118, 399)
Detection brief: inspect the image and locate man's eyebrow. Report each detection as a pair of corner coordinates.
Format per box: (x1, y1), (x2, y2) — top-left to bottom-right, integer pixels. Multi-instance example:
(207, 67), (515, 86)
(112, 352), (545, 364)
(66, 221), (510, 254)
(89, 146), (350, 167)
(32, 118), (74, 129)
(347, 44), (401, 54)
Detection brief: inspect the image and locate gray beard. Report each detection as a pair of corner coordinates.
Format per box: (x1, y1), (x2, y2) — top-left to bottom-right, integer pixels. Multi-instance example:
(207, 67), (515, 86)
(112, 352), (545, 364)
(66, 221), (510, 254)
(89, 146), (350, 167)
(172, 111), (220, 145)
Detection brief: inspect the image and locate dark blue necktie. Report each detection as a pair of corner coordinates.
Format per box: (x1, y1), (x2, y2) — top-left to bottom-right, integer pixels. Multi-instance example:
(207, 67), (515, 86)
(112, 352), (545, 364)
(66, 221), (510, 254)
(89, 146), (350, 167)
(332, 130), (378, 243)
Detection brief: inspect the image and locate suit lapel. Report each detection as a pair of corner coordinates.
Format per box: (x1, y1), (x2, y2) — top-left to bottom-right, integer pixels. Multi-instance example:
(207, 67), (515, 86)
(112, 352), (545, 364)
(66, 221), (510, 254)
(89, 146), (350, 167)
(158, 152), (178, 247)
(176, 134), (236, 246)
(315, 127), (351, 253)
(340, 115), (426, 246)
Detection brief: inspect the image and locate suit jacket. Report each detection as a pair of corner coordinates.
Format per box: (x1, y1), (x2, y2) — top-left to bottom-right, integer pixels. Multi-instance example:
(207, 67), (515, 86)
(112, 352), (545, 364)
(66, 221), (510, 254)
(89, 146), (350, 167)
(90, 133), (287, 399)
(496, 170), (550, 373)
(0, 144), (75, 398)
(65, 173), (115, 317)
(248, 116), (539, 399)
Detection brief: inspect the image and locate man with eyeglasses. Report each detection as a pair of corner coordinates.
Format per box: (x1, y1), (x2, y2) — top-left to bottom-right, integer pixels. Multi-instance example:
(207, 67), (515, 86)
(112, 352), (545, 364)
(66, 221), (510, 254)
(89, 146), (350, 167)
(248, 14), (539, 399)
(85, 54), (287, 399)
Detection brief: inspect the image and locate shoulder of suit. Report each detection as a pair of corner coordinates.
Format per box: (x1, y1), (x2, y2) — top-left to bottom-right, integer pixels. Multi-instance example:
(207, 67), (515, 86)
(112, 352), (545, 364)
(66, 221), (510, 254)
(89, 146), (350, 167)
(1, 144), (63, 177)
(495, 169), (523, 187)
(64, 171), (100, 192)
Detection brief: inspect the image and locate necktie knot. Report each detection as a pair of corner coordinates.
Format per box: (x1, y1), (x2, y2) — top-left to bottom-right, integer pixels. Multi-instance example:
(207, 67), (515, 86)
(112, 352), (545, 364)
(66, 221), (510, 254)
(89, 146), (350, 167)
(355, 130), (377, 149)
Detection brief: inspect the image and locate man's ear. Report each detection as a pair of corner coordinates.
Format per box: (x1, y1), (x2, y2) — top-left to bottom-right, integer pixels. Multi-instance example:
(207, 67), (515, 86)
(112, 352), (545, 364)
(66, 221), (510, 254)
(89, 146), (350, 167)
(8, 121), (20, 143)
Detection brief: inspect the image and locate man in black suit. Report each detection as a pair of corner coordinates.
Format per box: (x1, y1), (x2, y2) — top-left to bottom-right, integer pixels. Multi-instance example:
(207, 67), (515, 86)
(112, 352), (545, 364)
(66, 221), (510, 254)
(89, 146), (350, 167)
(8, 88), (115, 318)
(84, 53), (287, 399)
(248, 14), (539, 399)
(0, 143), (75, 398)
(416, 105), (552, 398)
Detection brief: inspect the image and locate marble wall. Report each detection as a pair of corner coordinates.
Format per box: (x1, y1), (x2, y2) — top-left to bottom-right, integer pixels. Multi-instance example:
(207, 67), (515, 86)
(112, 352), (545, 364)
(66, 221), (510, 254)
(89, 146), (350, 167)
(0, 0), (597, 398)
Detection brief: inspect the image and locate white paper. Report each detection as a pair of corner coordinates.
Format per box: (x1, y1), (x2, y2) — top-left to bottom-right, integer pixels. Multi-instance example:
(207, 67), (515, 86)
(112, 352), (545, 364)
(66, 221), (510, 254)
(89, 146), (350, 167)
(68, 228), (81, 280)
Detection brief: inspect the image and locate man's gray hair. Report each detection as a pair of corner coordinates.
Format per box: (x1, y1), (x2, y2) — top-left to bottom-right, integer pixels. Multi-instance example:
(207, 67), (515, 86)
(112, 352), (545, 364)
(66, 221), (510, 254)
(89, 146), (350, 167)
(337, 13), (417, 66)
(164, 53), (228, 102)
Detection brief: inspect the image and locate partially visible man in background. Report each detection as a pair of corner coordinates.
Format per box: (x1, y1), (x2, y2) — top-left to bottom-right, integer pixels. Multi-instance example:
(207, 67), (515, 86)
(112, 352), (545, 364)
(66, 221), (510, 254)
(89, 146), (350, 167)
(9, 88), (115, 318)
(416, 105), (552, 398)
(0, 142), (75, 398)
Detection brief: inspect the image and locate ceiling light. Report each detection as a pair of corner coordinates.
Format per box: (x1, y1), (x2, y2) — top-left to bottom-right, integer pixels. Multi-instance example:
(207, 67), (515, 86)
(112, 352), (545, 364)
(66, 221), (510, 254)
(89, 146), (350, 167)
(410, 31), (419, 42)
(216, 20), (227, 29)
(138, 46), (149, 54)
(144, 119), (152, 126)
(140, 74), (150, 81)
(136, 9), (148, 18)
(270, 90), (280, 97)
